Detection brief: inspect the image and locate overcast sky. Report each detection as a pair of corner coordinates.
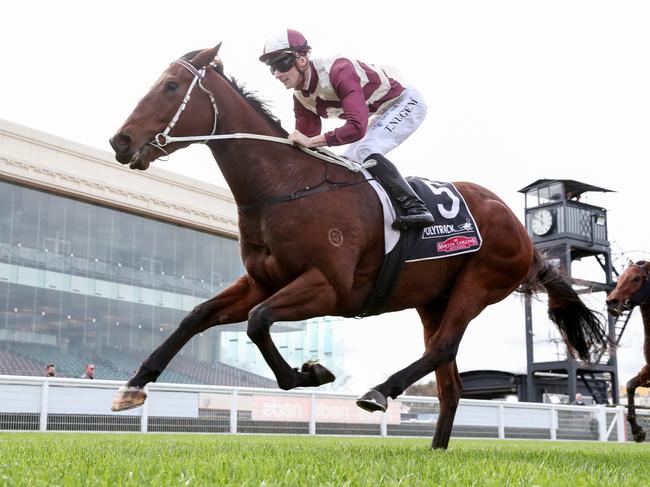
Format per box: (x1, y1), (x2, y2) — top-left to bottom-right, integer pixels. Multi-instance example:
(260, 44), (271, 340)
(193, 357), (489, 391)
(3, 1), (650, 396)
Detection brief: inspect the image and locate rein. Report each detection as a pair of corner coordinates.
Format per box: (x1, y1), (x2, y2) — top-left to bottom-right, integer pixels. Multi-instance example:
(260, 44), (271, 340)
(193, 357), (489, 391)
(148, 59), (375, 174)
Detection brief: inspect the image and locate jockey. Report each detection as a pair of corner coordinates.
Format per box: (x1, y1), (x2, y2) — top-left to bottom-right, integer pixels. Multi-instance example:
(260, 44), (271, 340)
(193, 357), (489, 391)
(259, 29), (434, 230)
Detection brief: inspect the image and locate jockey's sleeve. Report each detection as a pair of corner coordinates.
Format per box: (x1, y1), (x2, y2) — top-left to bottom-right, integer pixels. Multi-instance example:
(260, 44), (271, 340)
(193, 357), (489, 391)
(293, 97), (322, 137)
(323, 59), (369, 146)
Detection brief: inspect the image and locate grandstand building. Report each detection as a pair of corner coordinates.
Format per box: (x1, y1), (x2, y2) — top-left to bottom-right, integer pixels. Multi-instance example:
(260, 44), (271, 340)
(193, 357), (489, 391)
(0, 119), (343, 387)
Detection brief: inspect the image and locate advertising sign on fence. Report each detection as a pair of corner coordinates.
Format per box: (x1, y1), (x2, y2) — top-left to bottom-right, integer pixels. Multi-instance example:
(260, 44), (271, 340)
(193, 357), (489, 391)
(251, 395), (401, 424)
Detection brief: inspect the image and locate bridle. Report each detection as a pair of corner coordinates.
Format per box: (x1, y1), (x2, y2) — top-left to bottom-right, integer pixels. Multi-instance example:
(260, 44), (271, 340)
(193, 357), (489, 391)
(151, 59), (218, 151)
(625, 263), (650, 307)
(146, 58), (373, 173)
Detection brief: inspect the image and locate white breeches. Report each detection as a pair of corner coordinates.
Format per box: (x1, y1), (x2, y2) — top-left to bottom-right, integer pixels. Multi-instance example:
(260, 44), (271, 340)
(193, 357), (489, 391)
(343, 86), (427, 163)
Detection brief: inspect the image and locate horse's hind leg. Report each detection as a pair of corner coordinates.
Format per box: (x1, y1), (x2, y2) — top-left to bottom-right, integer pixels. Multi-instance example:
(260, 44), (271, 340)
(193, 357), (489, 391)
(246, 267), (338, 390)
(416, 303), (463, 449)
(112, 275), (269, 411)
(357, 299), (463, 449)
(433, 361), (462, 449)
(357, 271), (516, 448)
(358, 292), (480, 408)
(627, 365), (650, 442)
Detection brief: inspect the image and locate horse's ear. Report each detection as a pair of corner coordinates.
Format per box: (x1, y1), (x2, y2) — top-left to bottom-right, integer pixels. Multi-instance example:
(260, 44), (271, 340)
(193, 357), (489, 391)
(627, 258), (634, 267)
(209, 43), (224, 73)
(190, 43), (222, 70)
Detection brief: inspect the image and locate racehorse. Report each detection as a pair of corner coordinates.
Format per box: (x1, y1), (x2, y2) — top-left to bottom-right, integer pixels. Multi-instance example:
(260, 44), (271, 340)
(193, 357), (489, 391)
(606, 260), (650, 442)
(108, 45), (607, 449)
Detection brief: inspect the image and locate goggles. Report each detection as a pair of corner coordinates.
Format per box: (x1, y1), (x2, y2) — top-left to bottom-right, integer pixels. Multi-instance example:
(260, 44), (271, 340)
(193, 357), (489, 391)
(268, 53), (296, 74)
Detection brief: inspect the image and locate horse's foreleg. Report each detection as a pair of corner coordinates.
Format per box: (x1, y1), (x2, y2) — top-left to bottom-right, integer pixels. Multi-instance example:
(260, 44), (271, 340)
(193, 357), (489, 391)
(247, 267), (337, 390)
(130, 275), (269, 386)
(112, 275), (269, 411)
(432, 361), (462, 449)
(627, 366), (650, 442)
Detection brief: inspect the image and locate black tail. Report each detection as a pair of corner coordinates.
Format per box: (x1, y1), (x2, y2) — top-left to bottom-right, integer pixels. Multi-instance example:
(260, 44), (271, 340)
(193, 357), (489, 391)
(521, 250), (607, 361)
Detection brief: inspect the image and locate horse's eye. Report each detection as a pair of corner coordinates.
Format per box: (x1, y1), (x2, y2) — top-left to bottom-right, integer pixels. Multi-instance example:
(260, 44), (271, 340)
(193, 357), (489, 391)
(633, 276), (642, 282)
(165, 81), (179, 92)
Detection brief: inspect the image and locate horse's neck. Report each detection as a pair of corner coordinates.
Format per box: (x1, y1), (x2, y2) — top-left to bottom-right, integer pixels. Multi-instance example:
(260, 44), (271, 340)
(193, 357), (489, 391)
(639, 304), (650, 363)
(207, 76), (318, 207)
(640, 303), (650, 331)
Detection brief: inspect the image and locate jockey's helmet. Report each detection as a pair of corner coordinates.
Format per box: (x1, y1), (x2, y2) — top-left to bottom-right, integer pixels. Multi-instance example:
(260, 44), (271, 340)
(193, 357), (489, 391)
(259, 29), (311, 66)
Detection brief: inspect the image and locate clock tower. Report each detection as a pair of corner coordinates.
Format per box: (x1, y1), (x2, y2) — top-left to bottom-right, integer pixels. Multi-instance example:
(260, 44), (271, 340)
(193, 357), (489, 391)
(521, 179), (610, 252)
(518, 179), (621, 404)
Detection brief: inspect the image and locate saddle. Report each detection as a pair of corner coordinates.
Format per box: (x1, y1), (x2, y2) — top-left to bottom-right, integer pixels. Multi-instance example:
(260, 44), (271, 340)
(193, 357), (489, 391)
(358, 177), (482, 317)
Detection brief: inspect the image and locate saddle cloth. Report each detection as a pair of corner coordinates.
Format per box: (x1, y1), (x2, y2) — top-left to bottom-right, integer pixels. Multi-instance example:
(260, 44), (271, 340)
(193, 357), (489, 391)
(358, 175), (483, 317)
(365, 173), (482, 260)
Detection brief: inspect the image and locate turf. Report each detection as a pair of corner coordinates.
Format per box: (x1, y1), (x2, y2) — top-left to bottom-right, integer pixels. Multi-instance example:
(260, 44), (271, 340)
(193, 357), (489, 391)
(0, 433), (648, 486)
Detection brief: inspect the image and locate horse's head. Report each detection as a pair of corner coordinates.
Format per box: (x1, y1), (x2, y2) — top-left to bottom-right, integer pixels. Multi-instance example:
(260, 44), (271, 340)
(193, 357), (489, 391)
(109, 45), (222, 170)
(606, 260), (650, 316)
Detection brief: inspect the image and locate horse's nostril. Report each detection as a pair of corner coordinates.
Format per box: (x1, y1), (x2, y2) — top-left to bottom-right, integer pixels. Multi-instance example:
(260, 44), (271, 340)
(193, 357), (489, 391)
(117, 134), (131, 148)
(110, 133), (131, 152)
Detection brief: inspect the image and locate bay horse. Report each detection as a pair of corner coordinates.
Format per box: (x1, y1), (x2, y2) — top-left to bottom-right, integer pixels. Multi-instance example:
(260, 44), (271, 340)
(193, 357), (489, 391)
(606, 260), (650, 442)
(108, 45), (606, 449)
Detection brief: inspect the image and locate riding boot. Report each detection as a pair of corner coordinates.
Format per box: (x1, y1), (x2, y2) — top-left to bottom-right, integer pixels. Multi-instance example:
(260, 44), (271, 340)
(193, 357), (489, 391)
(365, 153), (435, 230)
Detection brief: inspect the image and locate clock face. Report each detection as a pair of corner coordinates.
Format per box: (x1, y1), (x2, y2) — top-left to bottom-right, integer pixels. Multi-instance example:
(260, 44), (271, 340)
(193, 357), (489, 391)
(531, 209), (554, 236)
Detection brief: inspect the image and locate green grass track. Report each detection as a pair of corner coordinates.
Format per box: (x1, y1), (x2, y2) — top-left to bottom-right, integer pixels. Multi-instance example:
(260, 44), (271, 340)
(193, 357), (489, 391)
(0, 433), (649, 486)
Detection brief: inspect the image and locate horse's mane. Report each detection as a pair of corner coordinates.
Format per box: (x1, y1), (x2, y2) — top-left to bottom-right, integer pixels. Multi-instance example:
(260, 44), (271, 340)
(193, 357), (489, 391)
(181, 50), (288, 136)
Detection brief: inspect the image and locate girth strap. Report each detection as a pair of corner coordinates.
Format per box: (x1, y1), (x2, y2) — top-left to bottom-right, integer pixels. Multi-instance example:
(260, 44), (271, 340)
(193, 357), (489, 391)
(238, 179), (368, 212)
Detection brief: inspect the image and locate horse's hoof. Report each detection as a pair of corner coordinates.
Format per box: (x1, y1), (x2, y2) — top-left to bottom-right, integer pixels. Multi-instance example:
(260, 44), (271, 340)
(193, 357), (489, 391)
(356, 389), (387, 413)
(111, 386), (147, 412)
(301, 361), (335, 386)
(633, 429), (647, 443)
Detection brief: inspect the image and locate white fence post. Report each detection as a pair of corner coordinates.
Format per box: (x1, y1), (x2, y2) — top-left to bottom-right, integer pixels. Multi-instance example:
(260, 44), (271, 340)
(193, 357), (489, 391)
(140, 386), (149, 433)
(597, 405), (607, 442)
(550, 406), (557, 441)
(309, 394), (316, 435)
(230, 390), (238, 434)
(39, 381), (49, 432)
(380, 411), (388, 437)
(498, 404), (505, 439)
(616, 405), (626, 443)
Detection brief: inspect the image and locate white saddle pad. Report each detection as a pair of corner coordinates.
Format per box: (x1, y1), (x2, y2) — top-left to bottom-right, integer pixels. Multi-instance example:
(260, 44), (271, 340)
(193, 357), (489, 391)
(362, 168), (400, 255)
